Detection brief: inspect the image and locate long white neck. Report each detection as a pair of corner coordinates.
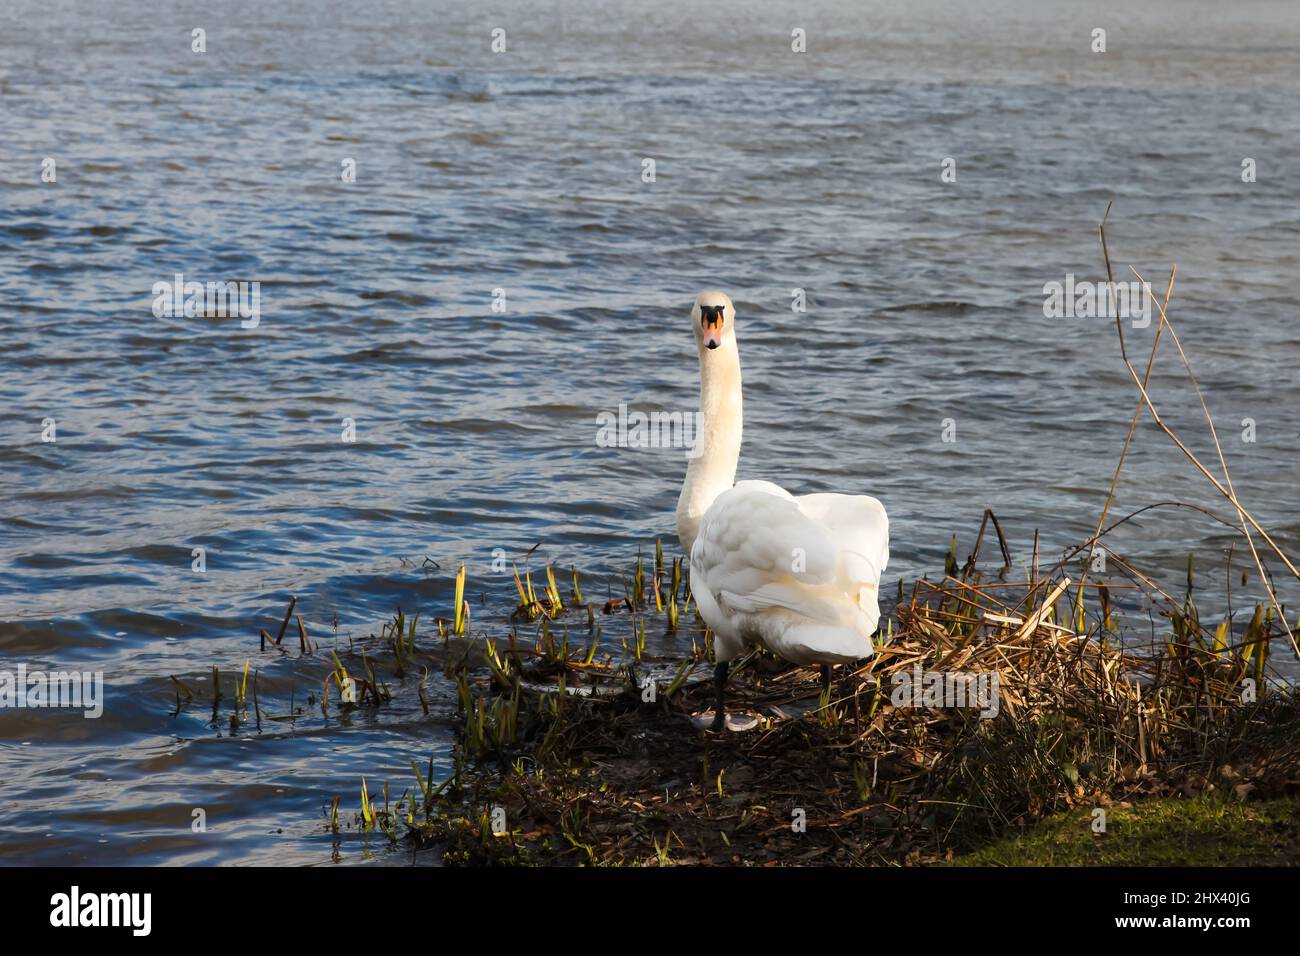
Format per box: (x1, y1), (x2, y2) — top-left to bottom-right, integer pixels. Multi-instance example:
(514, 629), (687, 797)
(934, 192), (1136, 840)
(676, 344), (742, 553)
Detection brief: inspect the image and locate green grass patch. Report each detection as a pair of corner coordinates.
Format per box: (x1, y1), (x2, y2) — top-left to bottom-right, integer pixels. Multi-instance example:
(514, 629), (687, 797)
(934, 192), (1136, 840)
(951, 796), (1300, 867)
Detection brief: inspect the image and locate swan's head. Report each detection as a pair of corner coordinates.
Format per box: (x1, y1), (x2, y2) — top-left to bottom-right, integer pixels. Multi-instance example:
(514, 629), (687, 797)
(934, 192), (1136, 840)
(691, 290), (736, 353)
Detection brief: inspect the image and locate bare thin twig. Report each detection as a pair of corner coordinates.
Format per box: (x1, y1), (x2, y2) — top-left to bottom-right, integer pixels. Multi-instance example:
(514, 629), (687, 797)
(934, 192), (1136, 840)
(1097, 209), (1297, 658)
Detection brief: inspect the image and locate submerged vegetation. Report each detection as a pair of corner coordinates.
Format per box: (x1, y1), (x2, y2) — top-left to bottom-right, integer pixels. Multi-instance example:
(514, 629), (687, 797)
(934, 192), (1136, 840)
(179, 518), (1299, 865)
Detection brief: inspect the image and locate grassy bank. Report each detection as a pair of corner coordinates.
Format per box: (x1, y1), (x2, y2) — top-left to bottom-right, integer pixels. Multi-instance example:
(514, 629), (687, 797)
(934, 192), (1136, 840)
(324, 535), (1298, 866)
(951, 796), (1300, 866)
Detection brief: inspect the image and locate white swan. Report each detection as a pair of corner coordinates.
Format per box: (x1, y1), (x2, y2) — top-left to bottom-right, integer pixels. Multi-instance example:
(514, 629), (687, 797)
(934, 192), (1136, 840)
(676, 291), (889, 731)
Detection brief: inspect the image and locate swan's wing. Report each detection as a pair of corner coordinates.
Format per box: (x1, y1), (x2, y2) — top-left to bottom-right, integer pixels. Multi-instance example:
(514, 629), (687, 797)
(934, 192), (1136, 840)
(690, 483), (843, 624)
(794, 492), (890, 586)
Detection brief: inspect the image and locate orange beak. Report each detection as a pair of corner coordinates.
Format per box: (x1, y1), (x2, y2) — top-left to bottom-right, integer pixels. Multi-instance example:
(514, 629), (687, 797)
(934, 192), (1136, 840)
(701, 309), (724, 349)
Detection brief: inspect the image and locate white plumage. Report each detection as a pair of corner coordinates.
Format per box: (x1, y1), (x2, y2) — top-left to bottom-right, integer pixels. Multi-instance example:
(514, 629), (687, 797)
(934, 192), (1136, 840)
(675, 290), (889, 730)
(690, 481), (889, 667)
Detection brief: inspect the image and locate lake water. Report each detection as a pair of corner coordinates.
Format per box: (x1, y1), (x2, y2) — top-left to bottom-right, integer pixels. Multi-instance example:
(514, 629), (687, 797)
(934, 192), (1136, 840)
(1, 0), (1298, 864)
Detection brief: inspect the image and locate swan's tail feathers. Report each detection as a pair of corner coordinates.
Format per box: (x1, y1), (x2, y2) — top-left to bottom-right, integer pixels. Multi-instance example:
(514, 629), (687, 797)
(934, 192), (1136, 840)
(772, 622), (874, 666)
(855, 583), (882, 634)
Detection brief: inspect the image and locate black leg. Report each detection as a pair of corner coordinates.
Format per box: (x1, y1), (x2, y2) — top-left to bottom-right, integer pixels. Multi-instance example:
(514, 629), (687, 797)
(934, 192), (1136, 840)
(820, 663), (833, 695)
(709, 661), (728, 731)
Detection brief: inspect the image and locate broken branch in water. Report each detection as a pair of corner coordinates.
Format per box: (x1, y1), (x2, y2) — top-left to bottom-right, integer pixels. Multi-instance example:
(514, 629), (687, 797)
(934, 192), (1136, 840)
(275, 595), (297, 646)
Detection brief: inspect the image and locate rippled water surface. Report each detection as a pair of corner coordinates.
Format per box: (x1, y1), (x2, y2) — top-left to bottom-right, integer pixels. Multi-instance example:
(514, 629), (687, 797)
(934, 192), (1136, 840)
(1, 0), (1298, 864)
